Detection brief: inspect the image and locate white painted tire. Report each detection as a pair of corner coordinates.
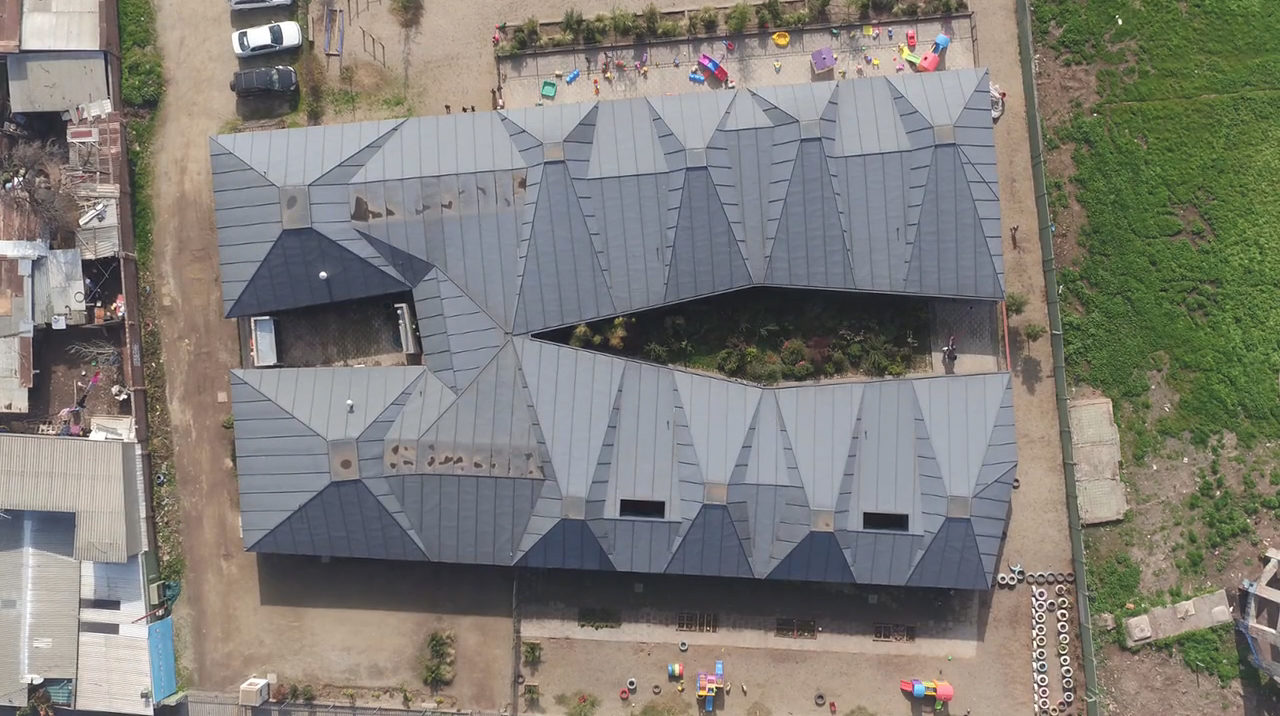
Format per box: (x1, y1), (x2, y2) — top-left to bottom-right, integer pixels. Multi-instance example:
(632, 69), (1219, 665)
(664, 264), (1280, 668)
(1064, 691), (1074, 704)
(1058, 621), (1070, 633)
(1060, 633), (1071, 644)
(1062, 666), (1073, 678)
(1060, 654), (1071, 666)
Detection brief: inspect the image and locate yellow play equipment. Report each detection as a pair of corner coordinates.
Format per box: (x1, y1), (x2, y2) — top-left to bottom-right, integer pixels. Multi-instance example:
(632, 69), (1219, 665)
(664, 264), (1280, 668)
(771, 31), (790, 47)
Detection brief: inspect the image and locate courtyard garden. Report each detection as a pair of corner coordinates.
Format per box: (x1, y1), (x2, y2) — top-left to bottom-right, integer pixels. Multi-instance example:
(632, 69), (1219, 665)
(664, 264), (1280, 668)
(539, 288), (930, 383)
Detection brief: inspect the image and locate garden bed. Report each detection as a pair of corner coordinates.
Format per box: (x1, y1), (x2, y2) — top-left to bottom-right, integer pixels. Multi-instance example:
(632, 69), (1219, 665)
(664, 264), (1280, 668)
(537, 288), (931, 383)
(496, 0), (970, 55)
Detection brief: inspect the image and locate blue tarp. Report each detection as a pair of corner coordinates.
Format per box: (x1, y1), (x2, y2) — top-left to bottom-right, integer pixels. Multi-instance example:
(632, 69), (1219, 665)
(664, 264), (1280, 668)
(149, 617), (178, 702)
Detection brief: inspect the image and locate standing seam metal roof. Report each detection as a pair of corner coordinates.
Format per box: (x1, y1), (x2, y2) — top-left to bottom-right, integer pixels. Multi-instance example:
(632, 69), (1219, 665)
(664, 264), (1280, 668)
(216, 69), (1015, 590)
(211, 70), (1003, 326)
(232, 343), (1016, 589)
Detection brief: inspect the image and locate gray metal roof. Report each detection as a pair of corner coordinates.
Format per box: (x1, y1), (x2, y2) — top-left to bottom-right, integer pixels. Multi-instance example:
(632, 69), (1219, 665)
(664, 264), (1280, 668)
(217, 68), (1015, 589)
(0, 434), (142, 563)
(231, 343), (1017, 589)
(210, 69), (1004, 323)
(6, 51), (108, 113)
(20, 0), (100, 51)
(0, 511), (80, 707)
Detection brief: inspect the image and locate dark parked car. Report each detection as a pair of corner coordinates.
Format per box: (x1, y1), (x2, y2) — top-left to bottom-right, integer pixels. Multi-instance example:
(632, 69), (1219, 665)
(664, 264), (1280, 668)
(229, 66), (298, 97)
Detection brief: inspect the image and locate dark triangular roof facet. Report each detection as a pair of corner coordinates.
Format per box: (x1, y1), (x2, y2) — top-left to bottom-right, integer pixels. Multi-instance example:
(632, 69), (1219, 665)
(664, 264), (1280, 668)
(251, 481), (427, 560)
(766, 531), (854, 582)
(905, 517), (989, 589)
(665, 505), (753, 578)
(229, 228), (410, 317)
(518, 519), (615, 570)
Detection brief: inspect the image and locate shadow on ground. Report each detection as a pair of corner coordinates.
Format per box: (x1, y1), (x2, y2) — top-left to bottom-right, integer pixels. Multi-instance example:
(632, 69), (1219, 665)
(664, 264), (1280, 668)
(257, 554), (514, 615)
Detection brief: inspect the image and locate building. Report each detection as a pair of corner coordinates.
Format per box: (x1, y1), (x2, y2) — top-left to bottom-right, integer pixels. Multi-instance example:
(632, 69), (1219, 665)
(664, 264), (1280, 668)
(212, 69), (1017, 589)
(0, 433), (176, 714)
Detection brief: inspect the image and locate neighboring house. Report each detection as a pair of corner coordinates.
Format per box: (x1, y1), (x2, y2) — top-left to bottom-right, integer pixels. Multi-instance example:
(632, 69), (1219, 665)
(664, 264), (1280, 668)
(1, 0), (112, 117)
(0, 433), (177, 714)
(211, 70), (1018, 589)
(0, 240), (88, 415)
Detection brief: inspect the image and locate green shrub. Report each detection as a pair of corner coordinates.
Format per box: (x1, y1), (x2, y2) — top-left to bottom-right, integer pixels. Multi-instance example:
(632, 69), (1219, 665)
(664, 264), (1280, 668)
(1024, 323), (1047, 342)
(513, 17), (540, 49)
(726, 2), (752, 33)
(561, 8), (585, 39)
(122, 47), (164, 107)
(1005, 291), (1029, 315)
(781, 10), (810, 26)
(657, 19), (683, 37)
(806, 0), (832, 19)
(609, 8), (637, 37)
(694, 6), (719, 33)
(641, 3), (662, 36)
(390, 0), (423, 27)
(781, 338), (806, 365)
(119, 0), (156, 51)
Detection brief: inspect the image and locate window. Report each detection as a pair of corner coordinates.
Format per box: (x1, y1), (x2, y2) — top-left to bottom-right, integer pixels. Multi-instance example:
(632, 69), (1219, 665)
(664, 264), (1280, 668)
(79, 598), (122, 610)
(863, 512), (909, 532)
(619, 499), (665, 519)
(79, 622), (120, 635)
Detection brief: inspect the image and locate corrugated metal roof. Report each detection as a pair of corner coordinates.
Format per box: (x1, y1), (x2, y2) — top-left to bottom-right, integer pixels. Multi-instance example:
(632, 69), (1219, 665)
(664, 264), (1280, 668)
(0, 511), (79, 706)
(74, 196), (121, 260)
(211, 70), (1005, 325)
(7, 51), (108, 113)
(233, 345), (1017, 588)
(31, 248), (84, 325)
(76, 557), (153, 715)
(0, 435), (139, 562)
(20, 0), (99, 51)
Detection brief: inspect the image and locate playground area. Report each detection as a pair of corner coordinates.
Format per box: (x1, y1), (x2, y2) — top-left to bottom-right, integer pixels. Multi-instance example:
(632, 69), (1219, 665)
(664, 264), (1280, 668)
(497, 15), (976, 109)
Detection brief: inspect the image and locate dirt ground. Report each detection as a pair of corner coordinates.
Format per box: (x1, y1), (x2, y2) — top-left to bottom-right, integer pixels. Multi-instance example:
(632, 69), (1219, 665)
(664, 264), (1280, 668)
(148, 0), (1075, 713)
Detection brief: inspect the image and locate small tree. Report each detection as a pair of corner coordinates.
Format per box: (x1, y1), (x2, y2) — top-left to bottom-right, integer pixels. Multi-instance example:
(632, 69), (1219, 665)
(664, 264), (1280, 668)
(609, 8), (637, 38)
(696, 6), (719, 33)
(1023, 323), (1047, 342)
(641, 3), (662, 37)
(1005, 291), (1029, 315)
(561, 8), (586, 39)
(726, 2), (752, 33)
(523, 640), (543, 666)
(513, 17), (540, 49)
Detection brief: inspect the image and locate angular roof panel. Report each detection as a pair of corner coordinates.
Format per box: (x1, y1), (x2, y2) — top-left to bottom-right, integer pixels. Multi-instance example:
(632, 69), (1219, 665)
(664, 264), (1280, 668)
(212, 72), (1005, 329)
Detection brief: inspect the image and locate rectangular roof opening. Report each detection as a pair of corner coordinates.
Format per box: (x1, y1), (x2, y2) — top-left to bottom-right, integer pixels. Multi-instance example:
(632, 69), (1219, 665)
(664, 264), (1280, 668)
(620, 499), (665, 519)
(863, 511), (909, 532)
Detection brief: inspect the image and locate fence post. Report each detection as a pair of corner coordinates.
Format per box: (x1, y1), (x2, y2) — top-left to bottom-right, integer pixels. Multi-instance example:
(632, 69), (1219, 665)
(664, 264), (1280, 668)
(1014, 0), (1102, 714)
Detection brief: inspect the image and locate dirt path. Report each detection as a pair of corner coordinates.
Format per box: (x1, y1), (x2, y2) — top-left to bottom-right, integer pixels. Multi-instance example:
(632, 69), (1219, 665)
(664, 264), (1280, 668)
(148, 1), (513, 702)
(149, 0), (244, 687)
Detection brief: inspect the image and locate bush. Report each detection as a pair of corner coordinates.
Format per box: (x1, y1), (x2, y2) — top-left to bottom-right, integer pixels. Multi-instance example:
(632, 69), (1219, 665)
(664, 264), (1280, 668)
(1005, 290), (1029, 315)
(757, 0), (783, 27)
(513, 17), (540, 49)
(561, 8), (586, 39)
(695, 6), (719, 33)
(716, 347), (744, 374)
(1024, 323), (1047, 342)
(584, 16), (607, 43)
(522, 640), (543, 666)
(119, 0), (156, 51)
(607, 8), (636, 37)
(301, 685), (315, 702)
(641, 3), (662, 36)
(806, 0), (832, 19)
(390, 0), (423, 27)
(727, 2), (752, 33)
(644, 342), (670, 363)
(420, 631), (456, 690)
(781, 338), (806, 366)
(657, 19), (683, 37)
(781, 10), (810, 26)
(122, 47), (164, 107)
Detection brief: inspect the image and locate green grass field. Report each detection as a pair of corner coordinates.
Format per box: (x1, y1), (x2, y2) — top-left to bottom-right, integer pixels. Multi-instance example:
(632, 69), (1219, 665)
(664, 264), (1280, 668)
(1033, 0), (1280, 452)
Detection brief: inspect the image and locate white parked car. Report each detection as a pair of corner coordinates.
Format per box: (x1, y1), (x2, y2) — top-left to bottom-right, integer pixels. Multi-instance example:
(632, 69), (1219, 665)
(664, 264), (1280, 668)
(232, 21), (302, 58)
(229, 0), (293, 10)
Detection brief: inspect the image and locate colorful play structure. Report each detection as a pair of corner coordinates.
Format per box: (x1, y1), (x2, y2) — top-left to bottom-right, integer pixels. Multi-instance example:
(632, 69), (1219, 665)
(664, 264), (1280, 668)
(698, 53), (729, 82)
(696, 661), (726, 711)
(916, 33), (950, 72)
(771, 31), (790, 47)
(810, 46), (836, 74)
(900, 679), (954, 711)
